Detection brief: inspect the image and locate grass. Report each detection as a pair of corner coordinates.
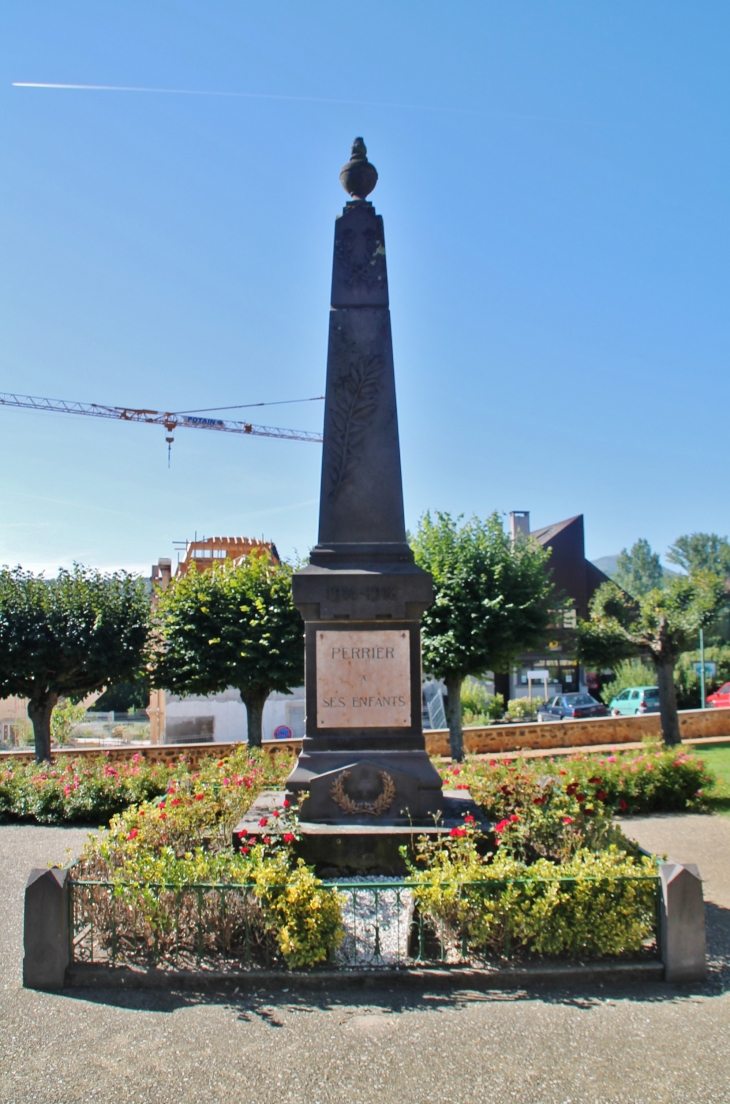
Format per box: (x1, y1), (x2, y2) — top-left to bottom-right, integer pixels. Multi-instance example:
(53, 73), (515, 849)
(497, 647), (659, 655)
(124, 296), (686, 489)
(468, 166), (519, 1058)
(688, 742), (730, 814)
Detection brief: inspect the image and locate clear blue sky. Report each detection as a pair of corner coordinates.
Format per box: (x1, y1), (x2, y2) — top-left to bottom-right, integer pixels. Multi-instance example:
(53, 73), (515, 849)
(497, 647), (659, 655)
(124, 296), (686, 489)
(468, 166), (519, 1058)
(1, 2), (728, 576)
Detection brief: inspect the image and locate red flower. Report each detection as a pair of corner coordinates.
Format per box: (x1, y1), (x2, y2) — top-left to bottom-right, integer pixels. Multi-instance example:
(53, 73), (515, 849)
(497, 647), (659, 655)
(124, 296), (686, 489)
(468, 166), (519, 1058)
(271, 809), (280, 818)
(238, 828), (248, 838)
(170, 799), (181, 806)
(217, 761), (224, 767)
(455, 783), (469, 790)
(283, 833), (295, 844)
(241, 846), (250, 854)
(559, 770), (567, 776)
(588, 776), (602, 785)
(449, 827), (467, 838)
(565, 783), (578, 796)
(128, 829), (139, 840)
(159, 812), (167, 820)
(509, 814), (519, 823)
(596, 790), (607, 802)
(494, 819), (510, 833)
(532, 797), (545, 805)
(562, 816), (574, 825)
(576, 794), (586, 803)
(259, 817), (268, 827)
(464, 814), (475, 824)
(584, 806), (595, 817)
(195, 794), (205, 801)
(262, 835), (271, 844)
(282, 799), (290, 808)
(619, 799), (628, 810)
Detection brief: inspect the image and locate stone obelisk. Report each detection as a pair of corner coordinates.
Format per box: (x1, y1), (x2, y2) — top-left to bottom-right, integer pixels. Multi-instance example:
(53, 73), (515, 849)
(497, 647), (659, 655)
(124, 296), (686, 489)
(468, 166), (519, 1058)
(287, 139), (444, 837)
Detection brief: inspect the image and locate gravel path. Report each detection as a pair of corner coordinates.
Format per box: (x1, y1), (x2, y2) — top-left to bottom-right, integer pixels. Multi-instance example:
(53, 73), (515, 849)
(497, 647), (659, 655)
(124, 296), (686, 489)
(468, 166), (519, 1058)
(1, 820), (730, 1104)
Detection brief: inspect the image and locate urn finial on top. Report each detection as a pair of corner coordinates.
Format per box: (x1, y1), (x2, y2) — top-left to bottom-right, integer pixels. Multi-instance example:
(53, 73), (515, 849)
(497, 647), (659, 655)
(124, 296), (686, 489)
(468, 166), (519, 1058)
(339, 137), (378, 199)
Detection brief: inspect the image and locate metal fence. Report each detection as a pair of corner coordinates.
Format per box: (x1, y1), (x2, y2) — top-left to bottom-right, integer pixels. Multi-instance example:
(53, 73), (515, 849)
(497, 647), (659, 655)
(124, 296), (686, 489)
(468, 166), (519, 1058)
(69, 874), (661, 972)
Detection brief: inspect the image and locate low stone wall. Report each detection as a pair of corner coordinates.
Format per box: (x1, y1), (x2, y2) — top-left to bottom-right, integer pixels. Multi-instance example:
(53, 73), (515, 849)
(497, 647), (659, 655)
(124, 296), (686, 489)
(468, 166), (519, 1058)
(3, 707), (729, 767)
(424, 707), (730, 757)
(0, 741), (301, 770)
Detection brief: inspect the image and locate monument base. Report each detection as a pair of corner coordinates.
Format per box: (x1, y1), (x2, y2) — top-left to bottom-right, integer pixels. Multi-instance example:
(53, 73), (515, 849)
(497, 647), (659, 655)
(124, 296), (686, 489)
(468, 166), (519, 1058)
(233, 790), (490, 876)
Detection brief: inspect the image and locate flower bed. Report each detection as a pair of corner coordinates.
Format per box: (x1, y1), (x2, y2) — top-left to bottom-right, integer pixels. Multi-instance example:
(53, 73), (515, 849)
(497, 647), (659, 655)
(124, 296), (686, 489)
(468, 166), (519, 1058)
(444, 747), (712, 837)
(64, 746), (660, 972)
(0, 747), (292, 826)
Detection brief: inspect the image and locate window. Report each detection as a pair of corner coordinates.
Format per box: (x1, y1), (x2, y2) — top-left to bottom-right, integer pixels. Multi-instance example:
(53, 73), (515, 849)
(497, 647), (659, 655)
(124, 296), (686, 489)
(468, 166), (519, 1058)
(643, 689), (659, 701)
(617, 691), (630, 701)
(630, 690), (640, 700)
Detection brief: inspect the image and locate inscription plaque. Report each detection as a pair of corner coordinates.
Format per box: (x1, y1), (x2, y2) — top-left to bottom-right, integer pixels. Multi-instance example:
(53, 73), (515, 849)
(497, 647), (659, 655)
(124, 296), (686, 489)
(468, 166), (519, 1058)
(316, 629), (411, 727)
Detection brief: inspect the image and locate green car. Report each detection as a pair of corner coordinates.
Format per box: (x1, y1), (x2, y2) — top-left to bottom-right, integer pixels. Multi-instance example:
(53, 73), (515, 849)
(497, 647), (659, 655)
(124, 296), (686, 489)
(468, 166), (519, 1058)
(608, 685), (660, 716)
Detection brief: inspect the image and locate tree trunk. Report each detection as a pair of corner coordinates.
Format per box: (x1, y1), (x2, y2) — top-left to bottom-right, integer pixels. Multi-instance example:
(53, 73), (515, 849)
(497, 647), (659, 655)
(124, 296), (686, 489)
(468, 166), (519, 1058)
(444, 674), (465, 762)
(655, 657), (681, 746)
(27, 690), (58, 763)
(241, 689), (269, 749)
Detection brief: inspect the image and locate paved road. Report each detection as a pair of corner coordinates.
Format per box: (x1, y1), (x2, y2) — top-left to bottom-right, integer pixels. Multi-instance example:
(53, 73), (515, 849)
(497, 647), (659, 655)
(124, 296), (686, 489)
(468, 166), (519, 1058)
(1, 819), (729, 1104)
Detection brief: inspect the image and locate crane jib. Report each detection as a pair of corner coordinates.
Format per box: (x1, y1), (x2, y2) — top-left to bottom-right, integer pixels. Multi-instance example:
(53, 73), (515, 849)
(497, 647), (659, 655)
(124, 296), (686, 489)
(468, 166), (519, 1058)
(0, 390), (322, 444)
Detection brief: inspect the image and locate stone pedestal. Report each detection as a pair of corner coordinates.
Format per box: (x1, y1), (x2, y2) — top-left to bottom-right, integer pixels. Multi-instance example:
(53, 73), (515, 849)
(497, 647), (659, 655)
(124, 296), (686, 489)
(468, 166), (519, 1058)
(285, 144), (444, 849)
(234, 790), (488, 876)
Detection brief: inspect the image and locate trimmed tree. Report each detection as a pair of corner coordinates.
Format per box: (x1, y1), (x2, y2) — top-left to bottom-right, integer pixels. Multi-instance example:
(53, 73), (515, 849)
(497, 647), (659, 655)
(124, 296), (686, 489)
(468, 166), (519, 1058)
(0, 566), (150, 762)
(411, 512), (555, 761)
(151, 552), (303, 747)
(578, 573), (726, 745)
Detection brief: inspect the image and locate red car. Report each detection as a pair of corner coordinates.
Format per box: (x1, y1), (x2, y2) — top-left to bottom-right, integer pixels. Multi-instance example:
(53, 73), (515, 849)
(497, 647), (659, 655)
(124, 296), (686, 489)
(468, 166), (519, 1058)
(707, 682), (730, 708)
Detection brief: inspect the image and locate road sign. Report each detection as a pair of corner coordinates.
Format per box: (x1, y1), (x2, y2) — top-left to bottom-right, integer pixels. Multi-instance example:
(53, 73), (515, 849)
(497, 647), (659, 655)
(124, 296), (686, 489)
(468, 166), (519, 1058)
(693, 661), (717, 678)
(273, 724), (293, 740)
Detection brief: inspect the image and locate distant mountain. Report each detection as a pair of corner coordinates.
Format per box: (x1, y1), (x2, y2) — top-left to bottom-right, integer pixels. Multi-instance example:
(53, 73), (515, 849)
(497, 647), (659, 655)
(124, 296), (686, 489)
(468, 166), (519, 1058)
(590, 555), (679, 580)
(591, 555), (618, 577)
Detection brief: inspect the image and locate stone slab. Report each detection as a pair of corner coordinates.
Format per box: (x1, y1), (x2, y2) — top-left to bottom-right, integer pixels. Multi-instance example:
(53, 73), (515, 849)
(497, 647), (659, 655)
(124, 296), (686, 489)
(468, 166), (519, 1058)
(65, 960), (665, 991)
(233, 789), (490, 875)
(316, 628), (411, 728)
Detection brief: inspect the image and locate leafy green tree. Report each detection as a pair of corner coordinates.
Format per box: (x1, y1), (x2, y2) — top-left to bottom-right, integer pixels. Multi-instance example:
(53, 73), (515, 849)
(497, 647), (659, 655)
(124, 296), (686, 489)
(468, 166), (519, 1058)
(151, 553), (303, 747)
(91, 674), (150, 714)
(412, 512), (555, 761)
(599, 658), (656, 705)
(613, 539), (664, 597)
(667, 532), (730, 578)
(0, 566), (150, 762)
(578, 573), (726, 744)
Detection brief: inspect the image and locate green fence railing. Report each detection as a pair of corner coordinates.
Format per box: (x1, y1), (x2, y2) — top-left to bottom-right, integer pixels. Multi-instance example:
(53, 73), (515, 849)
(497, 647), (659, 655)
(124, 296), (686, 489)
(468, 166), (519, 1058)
(68, 873), (661, 972)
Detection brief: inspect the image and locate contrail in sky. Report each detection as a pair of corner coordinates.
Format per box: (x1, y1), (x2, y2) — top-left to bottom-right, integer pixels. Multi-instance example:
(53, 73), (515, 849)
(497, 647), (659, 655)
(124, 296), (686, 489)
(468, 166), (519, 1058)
(11, 82), (559, 122)
(12, 82), (470, 113)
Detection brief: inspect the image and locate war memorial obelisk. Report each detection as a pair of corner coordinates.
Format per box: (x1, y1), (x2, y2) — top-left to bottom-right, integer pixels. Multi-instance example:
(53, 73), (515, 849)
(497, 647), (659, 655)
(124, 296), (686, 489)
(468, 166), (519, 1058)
(285, 139), (444, 855)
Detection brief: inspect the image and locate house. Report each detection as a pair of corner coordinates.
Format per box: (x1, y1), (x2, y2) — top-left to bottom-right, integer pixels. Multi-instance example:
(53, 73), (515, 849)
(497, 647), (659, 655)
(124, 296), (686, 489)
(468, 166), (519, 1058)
(496, 511), (611, 702)
(148, 536), (301, 745)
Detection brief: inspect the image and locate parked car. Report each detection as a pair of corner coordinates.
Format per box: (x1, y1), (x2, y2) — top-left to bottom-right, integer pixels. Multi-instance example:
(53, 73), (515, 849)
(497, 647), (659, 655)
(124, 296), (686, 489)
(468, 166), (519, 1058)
(537, 693), (608, 721)
(608, 686), (660, 716)
(707, 682), (730, 708)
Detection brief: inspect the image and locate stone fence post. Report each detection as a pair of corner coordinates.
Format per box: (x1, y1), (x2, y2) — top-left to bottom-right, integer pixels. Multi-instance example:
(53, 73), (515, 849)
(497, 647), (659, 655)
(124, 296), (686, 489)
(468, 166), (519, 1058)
(659, 861), (707, 983)
(23, 868), (70, 990)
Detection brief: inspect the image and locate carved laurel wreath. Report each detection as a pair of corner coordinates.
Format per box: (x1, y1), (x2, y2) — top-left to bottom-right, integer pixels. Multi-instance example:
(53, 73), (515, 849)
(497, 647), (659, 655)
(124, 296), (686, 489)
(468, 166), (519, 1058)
(330, 770), (396, 817)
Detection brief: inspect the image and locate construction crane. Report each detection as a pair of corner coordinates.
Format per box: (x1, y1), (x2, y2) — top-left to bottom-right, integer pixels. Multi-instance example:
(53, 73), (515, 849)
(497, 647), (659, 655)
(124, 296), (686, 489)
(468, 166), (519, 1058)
(0, 390), (323, 464)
